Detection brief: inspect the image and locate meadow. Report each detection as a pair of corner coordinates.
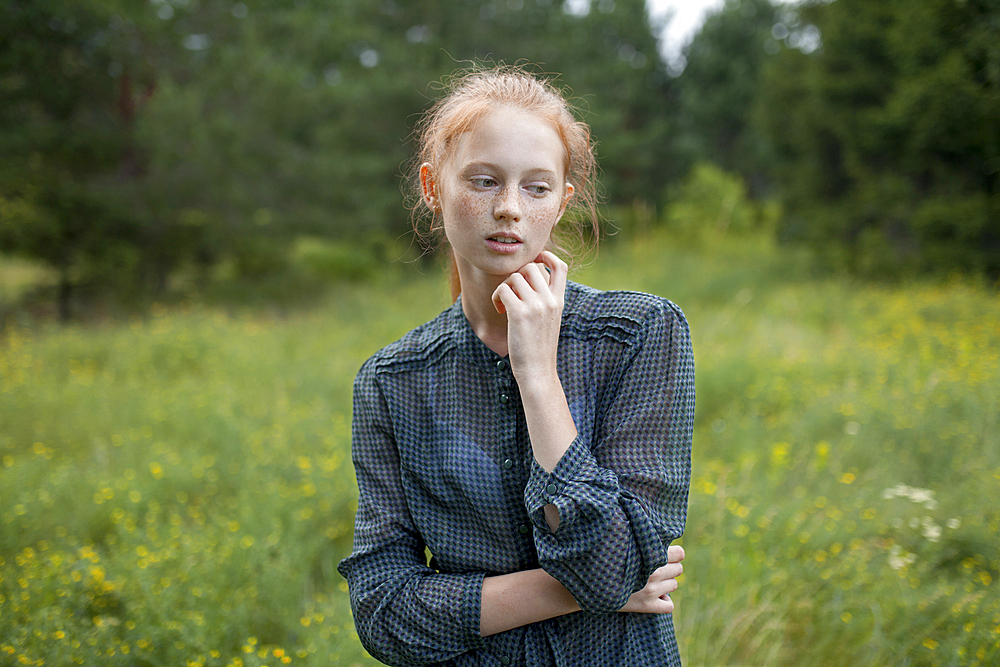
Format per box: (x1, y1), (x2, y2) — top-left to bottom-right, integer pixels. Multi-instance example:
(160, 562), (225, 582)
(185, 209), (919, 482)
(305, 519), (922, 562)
(1, 231), (998, 666)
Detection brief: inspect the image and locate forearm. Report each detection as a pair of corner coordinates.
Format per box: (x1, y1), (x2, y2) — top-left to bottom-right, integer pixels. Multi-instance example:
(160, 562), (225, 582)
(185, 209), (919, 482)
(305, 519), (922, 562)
(519, 373), (577, 474)
(480, 568), (580, 637)
(520, 374), (577, 532)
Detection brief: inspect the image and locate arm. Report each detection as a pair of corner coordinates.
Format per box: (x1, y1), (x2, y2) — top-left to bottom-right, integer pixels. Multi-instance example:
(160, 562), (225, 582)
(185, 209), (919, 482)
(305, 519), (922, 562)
(528, 299), (693, 612)
(495, 256), (694, 612)
(492, 252), (578, 534)
(337, 362), (485, 666)
(480, 544), (686, 637)
(480, 568), (579, 636)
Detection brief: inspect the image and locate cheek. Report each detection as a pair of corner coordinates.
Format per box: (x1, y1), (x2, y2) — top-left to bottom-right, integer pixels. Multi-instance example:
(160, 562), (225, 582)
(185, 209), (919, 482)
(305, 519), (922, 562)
(460, 194), (490, 221)
(444, 189), (485, 221)
(531, 198), (564, 225)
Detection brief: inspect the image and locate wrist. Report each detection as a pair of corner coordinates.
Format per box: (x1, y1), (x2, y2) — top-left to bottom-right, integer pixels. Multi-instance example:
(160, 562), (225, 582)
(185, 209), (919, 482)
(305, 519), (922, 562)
(515, 367), (562, 401)
(518, 372), (577, 473)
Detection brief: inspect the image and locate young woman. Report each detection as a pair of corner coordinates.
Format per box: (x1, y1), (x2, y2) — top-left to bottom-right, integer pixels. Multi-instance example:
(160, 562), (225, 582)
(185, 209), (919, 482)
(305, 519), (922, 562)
(338, 66), (695, 666)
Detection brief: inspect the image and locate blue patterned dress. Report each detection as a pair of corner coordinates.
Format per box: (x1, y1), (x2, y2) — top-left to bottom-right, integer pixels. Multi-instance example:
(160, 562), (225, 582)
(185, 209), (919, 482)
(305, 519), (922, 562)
(338, 281), (695, 666)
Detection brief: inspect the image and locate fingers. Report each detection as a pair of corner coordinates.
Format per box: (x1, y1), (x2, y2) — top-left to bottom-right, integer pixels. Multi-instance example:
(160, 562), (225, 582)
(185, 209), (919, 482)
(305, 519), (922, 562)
(646, 568), (680, 594)
(620, 584), (676, 615)
(619, 547), (687, 616)
(492, 283), (512, 314)
(514, 263), (550, 296)
(536, 251), (568, 299)
(492, 252), (568, 314)
(492, 272), (541, 315)
(651, 560), (683, 581)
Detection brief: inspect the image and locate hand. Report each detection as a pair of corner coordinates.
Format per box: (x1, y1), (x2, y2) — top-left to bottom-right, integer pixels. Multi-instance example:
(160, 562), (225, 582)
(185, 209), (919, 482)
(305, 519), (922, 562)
(619, 545), (685, 614)
(491, 251), (568, 385)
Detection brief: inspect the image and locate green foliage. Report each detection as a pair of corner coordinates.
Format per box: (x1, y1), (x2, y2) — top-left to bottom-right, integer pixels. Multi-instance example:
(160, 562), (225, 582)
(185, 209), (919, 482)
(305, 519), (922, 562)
(6, 0), (1000, 322)
(670, 0), (786, 194)
(291, 237), (379, 282)
(0, 280), (449, 666)
(661, 163), (780, 243)
(580, 231), (1000, 666)
(754, 0), (1000, 277)
(2, 0), (676, 317)
(0, 0), (141, 317)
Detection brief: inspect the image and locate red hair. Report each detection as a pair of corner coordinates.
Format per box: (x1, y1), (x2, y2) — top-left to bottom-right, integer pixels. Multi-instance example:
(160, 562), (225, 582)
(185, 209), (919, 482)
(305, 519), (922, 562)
(407, 65), (601, 299)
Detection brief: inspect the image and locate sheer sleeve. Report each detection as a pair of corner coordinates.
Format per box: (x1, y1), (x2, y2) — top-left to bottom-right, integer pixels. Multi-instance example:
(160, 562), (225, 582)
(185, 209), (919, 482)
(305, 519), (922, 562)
(523, 298), (694, 613)
(337, 359), (486, 667)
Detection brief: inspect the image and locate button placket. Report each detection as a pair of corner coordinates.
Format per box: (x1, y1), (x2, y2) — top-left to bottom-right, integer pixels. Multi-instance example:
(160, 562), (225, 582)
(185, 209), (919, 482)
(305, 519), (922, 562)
(494, 356), (530, 547)
(496, 357), (512, 406)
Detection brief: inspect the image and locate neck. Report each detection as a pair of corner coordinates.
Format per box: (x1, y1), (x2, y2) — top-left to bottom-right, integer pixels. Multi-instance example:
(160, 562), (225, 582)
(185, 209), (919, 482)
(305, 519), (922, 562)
(456, 267), (509, 358)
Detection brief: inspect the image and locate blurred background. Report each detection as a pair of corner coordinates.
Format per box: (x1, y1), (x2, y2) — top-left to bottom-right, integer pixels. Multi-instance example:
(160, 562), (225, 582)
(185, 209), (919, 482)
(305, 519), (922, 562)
(1, 1), (998, 666)
(2, 0), (996, 319)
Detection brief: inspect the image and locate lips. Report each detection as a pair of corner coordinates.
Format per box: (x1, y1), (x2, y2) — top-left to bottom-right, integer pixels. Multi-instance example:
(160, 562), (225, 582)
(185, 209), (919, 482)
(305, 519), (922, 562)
(485, 234), (523, 253)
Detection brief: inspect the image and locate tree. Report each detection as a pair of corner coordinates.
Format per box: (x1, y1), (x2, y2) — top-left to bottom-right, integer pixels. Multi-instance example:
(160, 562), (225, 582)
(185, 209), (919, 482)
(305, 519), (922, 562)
(669, 0), (786, 195)
(3, 0), (682, 315)
(755, 0), (1000, 276)
(0, 0), (146, 318)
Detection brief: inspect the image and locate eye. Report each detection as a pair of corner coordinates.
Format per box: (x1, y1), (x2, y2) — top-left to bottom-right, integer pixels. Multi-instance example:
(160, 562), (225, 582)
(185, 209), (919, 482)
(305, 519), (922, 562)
(525, 183), (551, 196)
(470, 176), (497, 188)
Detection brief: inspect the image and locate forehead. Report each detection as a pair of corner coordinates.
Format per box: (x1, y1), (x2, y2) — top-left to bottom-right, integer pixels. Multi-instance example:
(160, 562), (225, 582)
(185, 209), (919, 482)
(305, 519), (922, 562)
(446, 107), (566, 176)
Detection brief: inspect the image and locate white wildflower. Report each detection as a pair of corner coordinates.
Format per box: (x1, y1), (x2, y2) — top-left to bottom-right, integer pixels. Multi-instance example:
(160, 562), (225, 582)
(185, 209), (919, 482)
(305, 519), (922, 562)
(888, 544), (917, 571)
(921, 517), (941, 542)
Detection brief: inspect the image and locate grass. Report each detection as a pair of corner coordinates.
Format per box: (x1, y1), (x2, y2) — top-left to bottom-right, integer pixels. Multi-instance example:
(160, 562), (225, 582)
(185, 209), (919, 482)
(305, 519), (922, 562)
(1, 231), (998, 666)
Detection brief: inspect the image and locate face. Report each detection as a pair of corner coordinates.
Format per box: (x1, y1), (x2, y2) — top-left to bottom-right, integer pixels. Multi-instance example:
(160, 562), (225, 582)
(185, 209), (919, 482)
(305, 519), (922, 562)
(421, 106), (574, 285)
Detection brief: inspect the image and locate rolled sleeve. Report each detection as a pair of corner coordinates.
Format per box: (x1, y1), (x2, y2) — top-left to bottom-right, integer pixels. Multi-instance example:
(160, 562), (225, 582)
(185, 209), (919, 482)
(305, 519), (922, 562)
(522, 298), (694, 613)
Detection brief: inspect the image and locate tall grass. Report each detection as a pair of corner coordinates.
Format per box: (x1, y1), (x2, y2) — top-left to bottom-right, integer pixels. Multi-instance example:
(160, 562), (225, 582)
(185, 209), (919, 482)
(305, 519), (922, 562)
(2, 233), (997, 666)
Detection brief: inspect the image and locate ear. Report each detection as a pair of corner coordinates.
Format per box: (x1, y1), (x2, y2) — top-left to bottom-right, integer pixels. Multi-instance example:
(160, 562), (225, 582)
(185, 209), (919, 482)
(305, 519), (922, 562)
(420, 163), (439, 213)
(556, 182), (575, 222)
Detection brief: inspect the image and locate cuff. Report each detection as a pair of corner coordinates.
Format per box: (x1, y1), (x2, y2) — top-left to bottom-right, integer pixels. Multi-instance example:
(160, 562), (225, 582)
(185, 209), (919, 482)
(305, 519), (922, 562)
(523, 436), (617, 533)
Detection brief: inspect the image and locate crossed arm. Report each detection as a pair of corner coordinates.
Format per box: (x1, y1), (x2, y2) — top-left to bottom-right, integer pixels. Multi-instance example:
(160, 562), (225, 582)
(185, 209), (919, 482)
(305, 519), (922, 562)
(484, 252), (687, 636)
(480, 545), (685, 636)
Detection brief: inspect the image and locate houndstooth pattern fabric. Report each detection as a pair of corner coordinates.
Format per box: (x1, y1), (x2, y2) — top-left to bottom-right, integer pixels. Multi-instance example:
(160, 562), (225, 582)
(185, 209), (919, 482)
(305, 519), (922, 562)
(338, 281), (695, 667)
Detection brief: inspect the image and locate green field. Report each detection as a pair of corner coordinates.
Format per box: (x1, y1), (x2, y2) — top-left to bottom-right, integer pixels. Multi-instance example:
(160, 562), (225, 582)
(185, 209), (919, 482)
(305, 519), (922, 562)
(2, 232), (998, 666)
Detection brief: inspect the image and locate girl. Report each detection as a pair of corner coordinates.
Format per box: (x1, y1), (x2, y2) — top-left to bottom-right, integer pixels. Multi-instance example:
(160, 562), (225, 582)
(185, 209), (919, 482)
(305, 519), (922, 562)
(338, 66), (694, 667)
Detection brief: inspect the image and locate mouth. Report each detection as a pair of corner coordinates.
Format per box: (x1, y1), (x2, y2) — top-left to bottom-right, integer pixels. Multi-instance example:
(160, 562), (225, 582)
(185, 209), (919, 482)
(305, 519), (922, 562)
(485, 234), (523, 253)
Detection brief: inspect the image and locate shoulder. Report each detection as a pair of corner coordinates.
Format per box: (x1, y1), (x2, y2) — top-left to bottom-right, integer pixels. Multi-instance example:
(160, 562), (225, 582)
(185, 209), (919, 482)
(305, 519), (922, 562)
(563, 280), (689, 340)
(357, 303), (462, 381)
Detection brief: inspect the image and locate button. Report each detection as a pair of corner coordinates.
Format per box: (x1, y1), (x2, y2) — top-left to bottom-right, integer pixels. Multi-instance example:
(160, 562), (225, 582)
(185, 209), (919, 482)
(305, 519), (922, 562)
(502, 459), (513, 470)
(545, 483), (557, 495)
(499, 393), (509, 405)
(496, 359), (507, 371)
(518, 524), (530, 535)
(500, 657), (511, 665)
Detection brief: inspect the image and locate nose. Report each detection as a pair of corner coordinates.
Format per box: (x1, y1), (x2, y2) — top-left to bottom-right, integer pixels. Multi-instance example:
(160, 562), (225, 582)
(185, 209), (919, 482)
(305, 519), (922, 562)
(493, 184), (522, 222)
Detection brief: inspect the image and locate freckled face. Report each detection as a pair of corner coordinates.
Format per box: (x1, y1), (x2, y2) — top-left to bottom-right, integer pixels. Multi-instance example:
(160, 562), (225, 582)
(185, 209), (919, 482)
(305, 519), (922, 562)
(423, 107), (573, 283)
